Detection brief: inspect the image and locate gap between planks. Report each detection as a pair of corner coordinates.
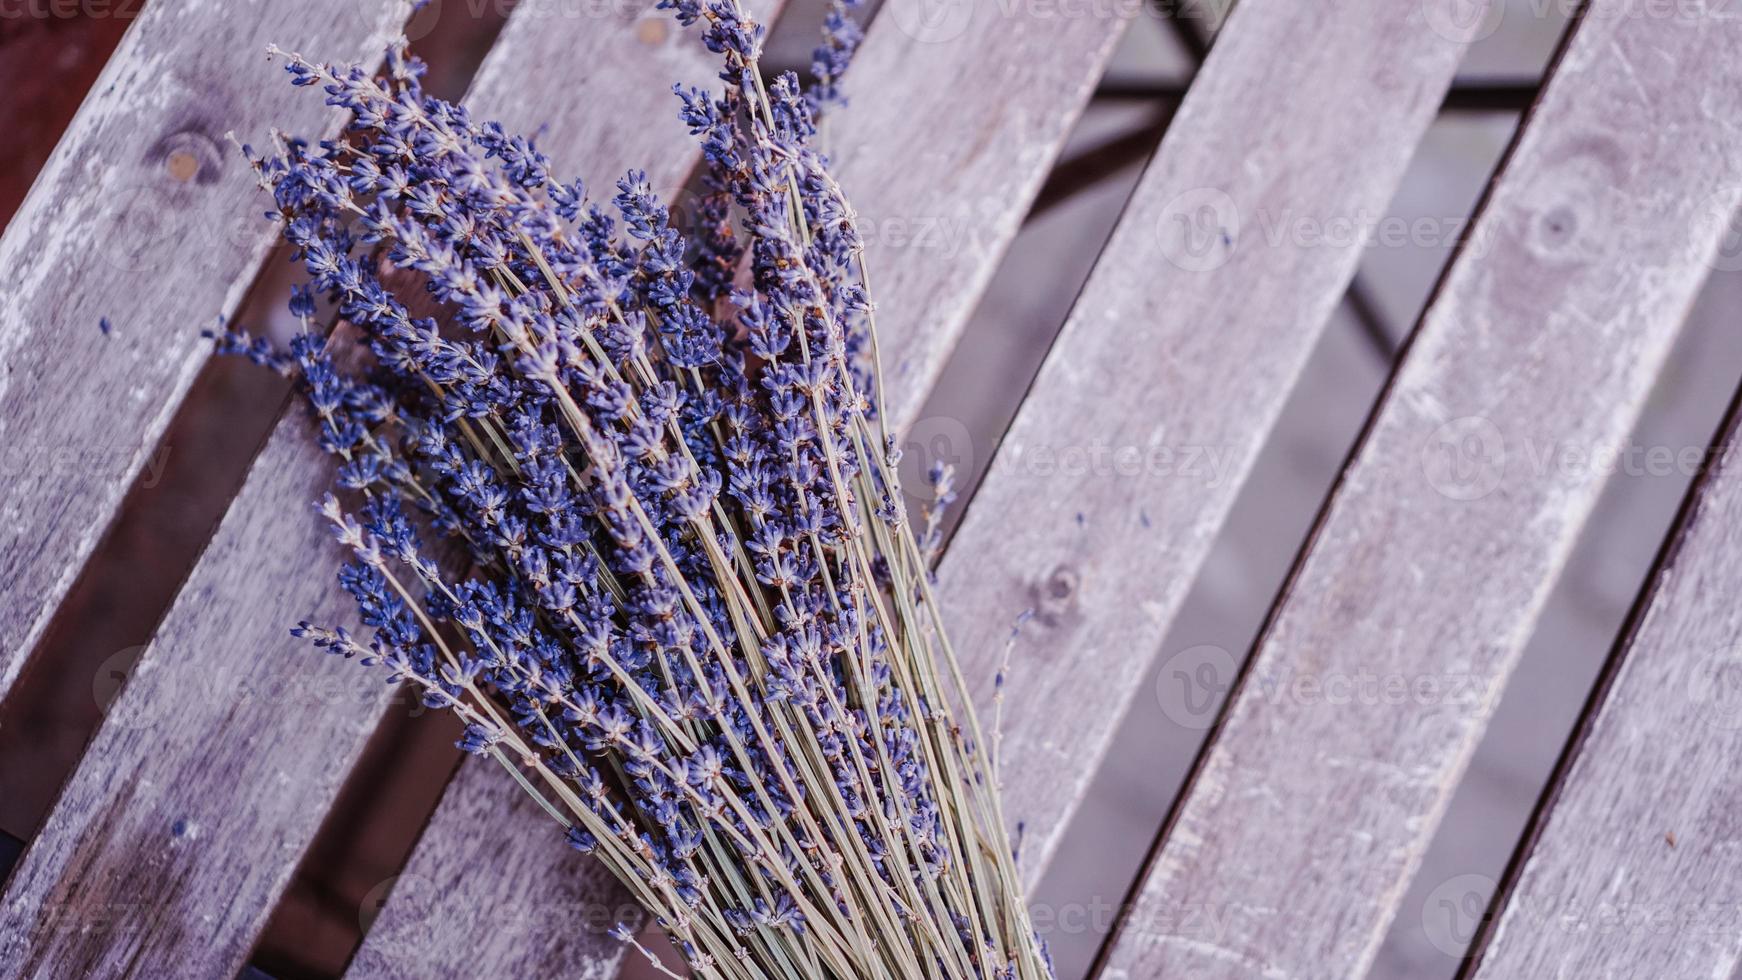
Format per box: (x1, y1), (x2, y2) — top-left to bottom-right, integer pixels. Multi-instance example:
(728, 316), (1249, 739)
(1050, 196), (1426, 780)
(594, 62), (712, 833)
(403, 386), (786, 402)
(936, 0), (1477, 887)
(1465, 345), (1742, 977)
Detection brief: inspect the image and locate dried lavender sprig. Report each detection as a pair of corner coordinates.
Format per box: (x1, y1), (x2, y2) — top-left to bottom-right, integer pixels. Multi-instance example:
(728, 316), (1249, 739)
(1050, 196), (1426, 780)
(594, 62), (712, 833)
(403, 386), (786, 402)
(229, 15), (1051, 978)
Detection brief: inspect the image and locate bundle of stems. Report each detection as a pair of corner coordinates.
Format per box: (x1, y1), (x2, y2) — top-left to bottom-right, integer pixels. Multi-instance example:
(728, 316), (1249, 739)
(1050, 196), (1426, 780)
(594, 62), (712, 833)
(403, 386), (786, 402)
(220, 1), (1051, 977)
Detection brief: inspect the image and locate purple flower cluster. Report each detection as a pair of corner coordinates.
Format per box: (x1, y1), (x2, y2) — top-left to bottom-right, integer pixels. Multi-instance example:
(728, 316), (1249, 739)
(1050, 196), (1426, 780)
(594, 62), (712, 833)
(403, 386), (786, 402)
(223, 6), (1048, 979)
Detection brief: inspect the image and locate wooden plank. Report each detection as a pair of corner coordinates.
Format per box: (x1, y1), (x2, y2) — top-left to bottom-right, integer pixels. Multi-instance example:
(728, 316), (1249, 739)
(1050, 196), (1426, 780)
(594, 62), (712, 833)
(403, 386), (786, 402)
(1097, 5), (1742, 978)
(829, 0), (1133, 431)
(347, 761), (633, 979)
(0, 0), (416, 703)
(1466, 399), (1742, 977)
(936, 0), (1475, 883)
(0, 417), (384, 978)
(357, 0), (1143, 971)
(0, 2), (722, 974)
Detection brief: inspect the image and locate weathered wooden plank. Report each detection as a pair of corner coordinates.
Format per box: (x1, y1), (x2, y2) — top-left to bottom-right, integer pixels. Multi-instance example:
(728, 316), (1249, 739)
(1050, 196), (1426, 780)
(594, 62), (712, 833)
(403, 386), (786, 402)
(0, 0), (415, 703)
(347, 760), (634, 979)
(830, 0), (1133, 431)
(0, 415), (386, 979)
(936, 0), (1475, 883)
(1097, 5), (1742, 978)
(0, 2), (729, 974)
(356, 0), (1142, 971)
(1466, 400), (1742, 978)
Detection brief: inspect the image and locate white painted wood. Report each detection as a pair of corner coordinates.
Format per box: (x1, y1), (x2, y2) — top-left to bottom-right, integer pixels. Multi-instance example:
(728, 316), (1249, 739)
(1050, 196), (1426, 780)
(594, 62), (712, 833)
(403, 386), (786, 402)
(1098, 4), (1742, 977)
(0, 0), (415, 704)
(1468, 404), (1742, 979)
(936, 0), (1475, 884)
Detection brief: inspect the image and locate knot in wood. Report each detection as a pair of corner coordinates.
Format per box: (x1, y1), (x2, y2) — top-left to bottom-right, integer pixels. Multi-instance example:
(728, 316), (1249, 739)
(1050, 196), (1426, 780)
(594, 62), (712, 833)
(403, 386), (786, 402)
(1034, 564), (1080, 624)
(151, 128), (223, 188)
(1537, 204), (1578, 250)
(636, 17), (670, 46)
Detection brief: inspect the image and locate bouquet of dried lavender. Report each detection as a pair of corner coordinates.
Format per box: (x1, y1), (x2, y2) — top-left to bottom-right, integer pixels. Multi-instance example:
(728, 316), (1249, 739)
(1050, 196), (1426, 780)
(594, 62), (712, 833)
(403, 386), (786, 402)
(217, 2), (1049, 976)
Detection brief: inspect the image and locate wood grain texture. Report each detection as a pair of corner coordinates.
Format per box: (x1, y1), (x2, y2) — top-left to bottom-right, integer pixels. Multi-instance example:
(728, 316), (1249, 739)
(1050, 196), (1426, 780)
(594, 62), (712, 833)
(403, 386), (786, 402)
(1466, 407), (1742, 977)
(347, 760), (636, 980)
(0, 0), (414, 705)
(0, 414), (395, 979)
(829, 0), (1133, 431)
(1099, 5), (1742, 978)
(935, 0), (1473, 884)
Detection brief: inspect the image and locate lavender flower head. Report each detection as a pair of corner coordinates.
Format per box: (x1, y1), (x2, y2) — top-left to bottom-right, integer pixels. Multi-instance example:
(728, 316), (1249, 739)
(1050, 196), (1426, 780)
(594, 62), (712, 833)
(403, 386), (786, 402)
(221, 5), (1048, 977)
